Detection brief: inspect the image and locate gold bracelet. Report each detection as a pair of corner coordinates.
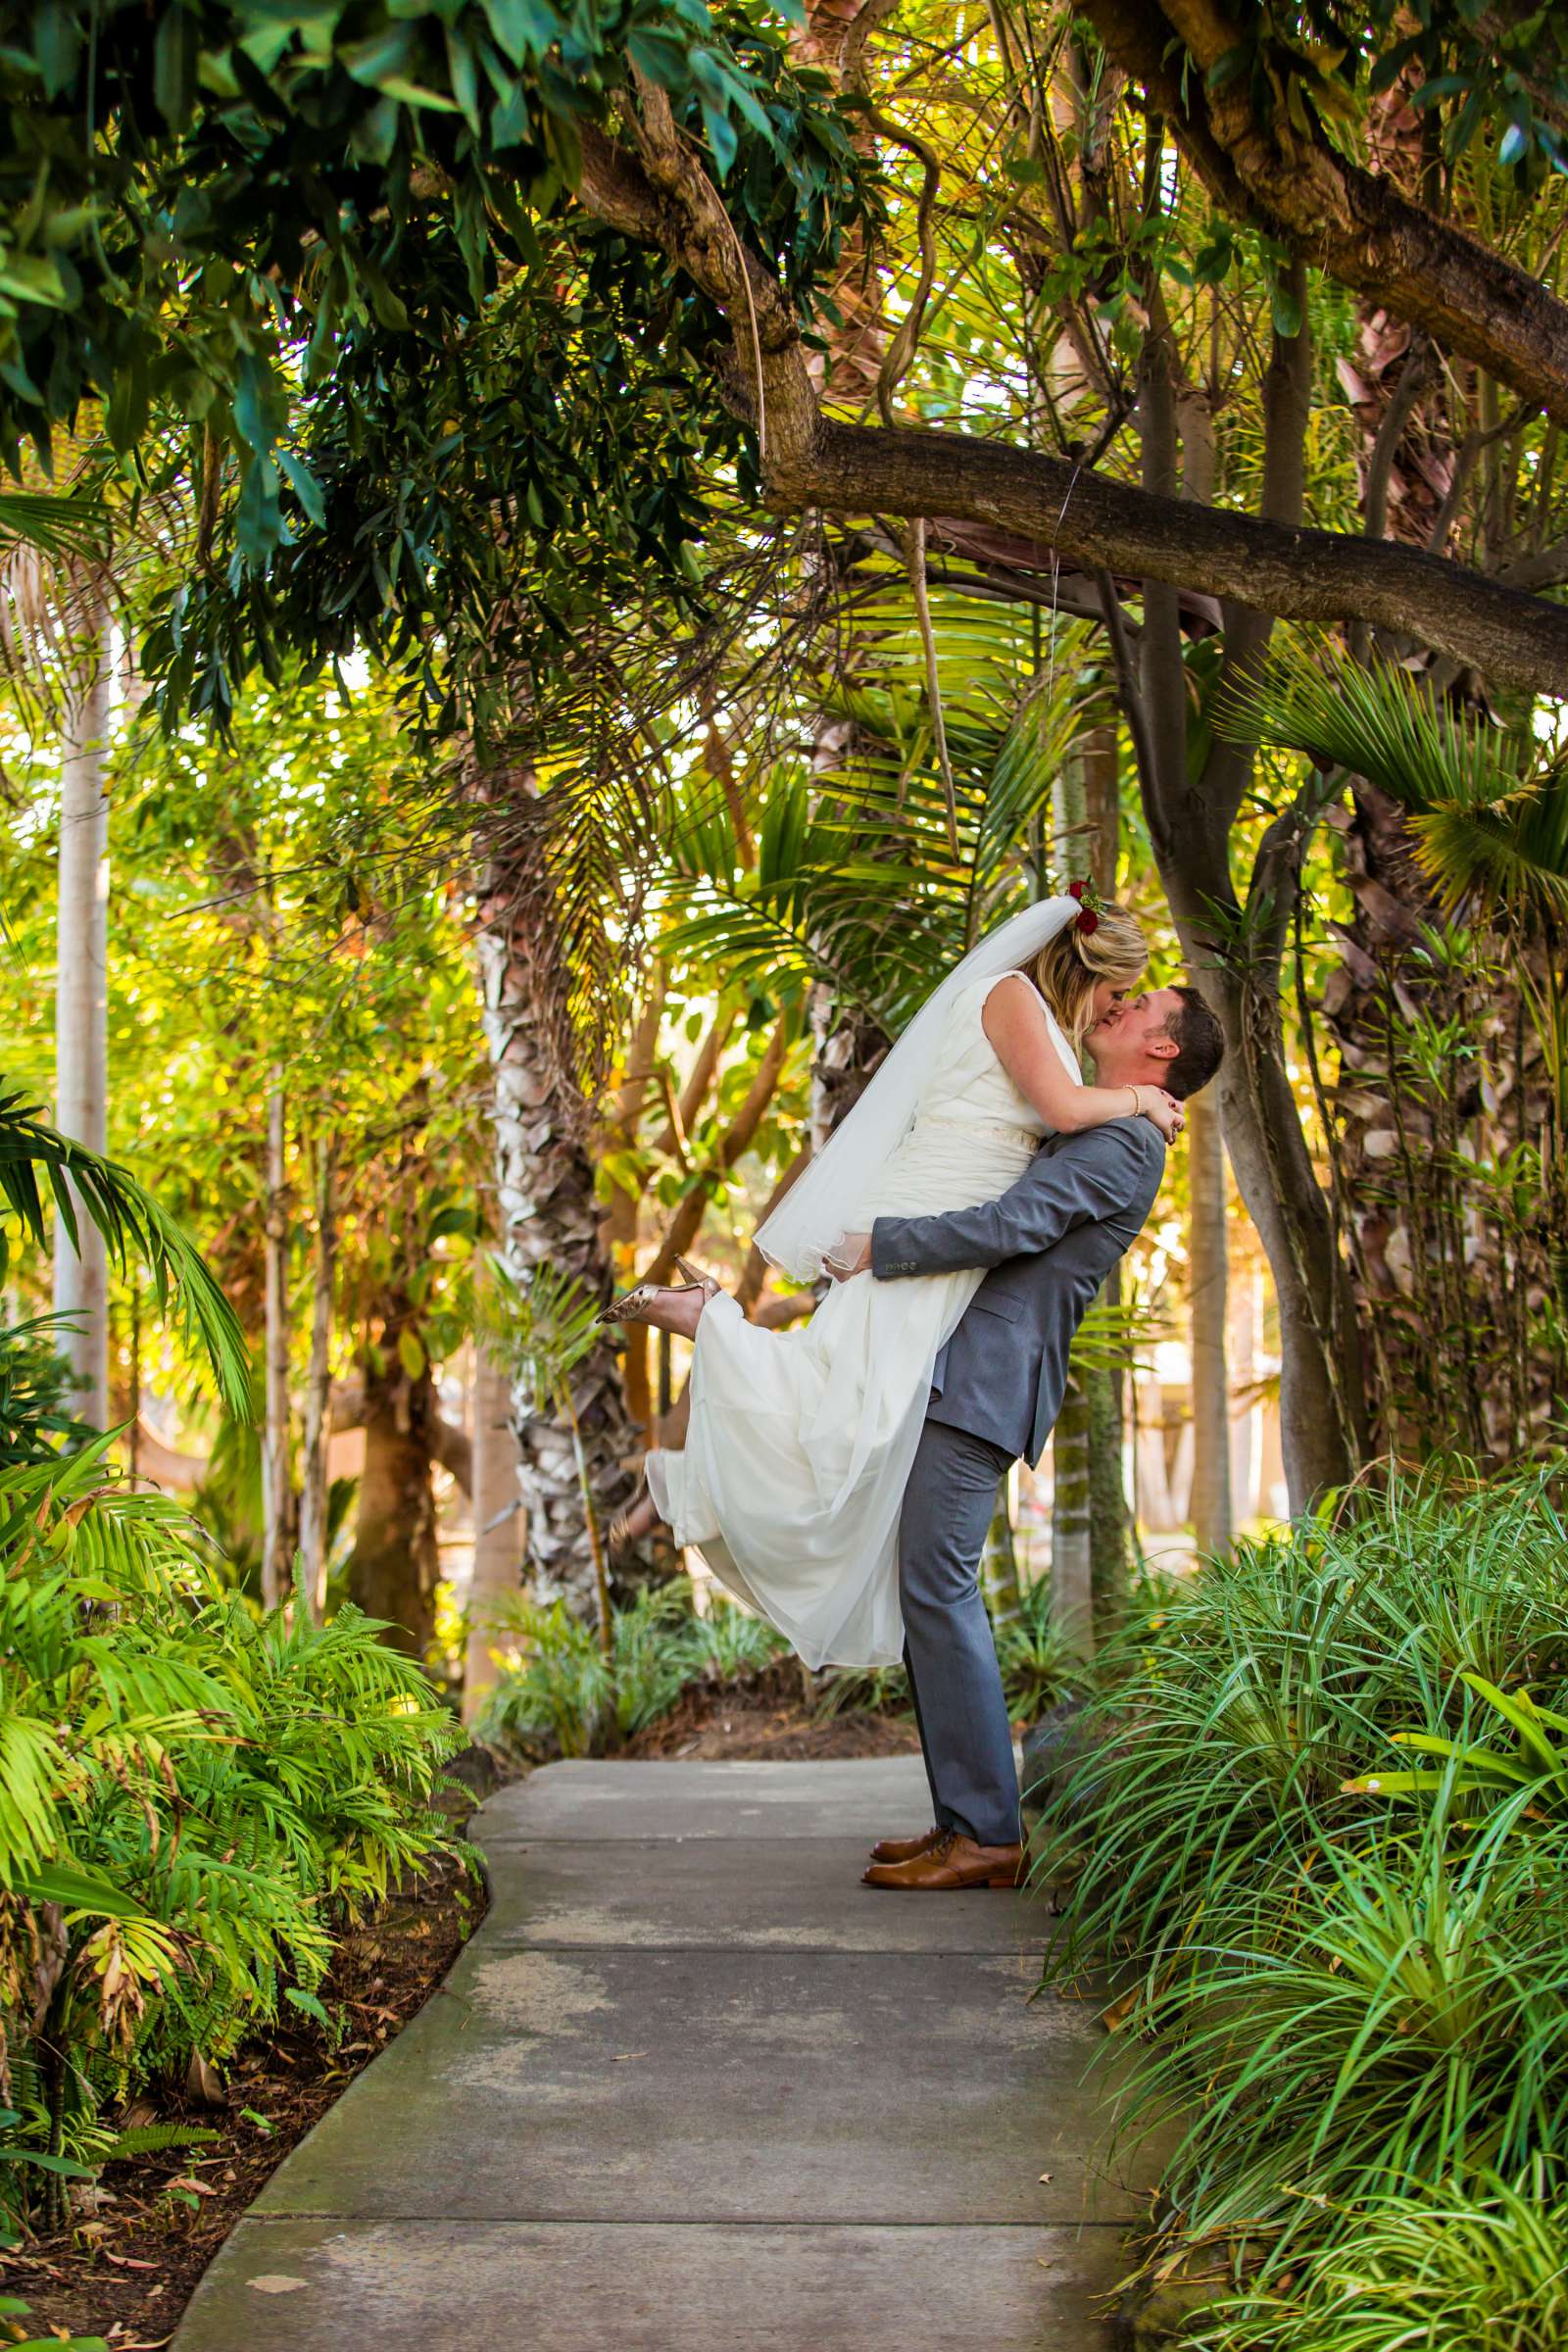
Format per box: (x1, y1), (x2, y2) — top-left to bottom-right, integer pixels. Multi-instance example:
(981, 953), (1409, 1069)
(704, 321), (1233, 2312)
(1127, 1086), (1140, 1118)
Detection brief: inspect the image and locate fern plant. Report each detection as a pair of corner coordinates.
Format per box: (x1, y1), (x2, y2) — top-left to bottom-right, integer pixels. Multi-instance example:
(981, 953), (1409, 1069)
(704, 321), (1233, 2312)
(0, 1444), (461, 2235)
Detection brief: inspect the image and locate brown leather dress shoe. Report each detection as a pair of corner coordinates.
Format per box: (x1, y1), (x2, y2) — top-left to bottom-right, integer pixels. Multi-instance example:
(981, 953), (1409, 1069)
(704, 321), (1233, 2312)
(862, 1830), (1025, 1890)
(867, 1825), (944, 1865)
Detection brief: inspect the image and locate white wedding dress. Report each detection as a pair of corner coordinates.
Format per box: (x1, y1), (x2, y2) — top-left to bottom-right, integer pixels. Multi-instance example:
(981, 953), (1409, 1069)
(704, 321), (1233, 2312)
(645, 970), (1082, 1667)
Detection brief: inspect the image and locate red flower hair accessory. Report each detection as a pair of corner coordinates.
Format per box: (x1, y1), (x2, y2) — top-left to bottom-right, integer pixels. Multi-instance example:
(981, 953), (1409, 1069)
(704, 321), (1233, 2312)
(1066, 876), (1102, 935)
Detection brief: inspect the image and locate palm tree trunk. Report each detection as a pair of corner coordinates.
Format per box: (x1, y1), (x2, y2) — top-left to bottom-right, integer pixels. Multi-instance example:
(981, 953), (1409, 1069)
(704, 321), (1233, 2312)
(297, 1137), (337, 1617)
(1186, 1083), (1232, 1558)
(463, 1341), (524, 1724)
(474, 777), (637, 1615)
(347, 1295), (441, 1657)
(261, 1078), (294, 1608)
(53, 595), (112, 1430)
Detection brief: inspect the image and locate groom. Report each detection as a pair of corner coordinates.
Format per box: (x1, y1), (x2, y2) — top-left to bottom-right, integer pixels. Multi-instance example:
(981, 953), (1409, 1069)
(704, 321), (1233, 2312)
(832, 983), (1225, 1891)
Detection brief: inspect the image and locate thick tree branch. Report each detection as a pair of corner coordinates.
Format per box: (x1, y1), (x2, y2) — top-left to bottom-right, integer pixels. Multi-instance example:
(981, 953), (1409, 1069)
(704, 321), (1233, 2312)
(1084, 0), (1568, 427)
(570, 122), (1568, 698)
(789, 421), (1568, 695)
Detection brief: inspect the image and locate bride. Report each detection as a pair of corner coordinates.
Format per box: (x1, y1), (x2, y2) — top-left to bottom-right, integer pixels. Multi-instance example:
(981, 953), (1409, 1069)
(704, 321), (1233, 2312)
(600, 893), (1183, 1669)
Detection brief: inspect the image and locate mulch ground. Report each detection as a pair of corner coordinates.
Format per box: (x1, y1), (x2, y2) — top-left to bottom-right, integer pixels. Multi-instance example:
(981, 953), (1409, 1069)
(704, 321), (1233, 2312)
(5, 1678), (913, 2346)
(3, 1843), (485, 2350)
(624, 1657), (922, 1761)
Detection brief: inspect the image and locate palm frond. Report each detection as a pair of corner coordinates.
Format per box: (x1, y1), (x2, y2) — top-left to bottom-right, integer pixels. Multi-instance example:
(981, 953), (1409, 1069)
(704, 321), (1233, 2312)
(0, 490), (110, 564)
(1225, 649), (1568, 918)
(0, 1085), (251, 1417)
(660, 584), (1108, 1024)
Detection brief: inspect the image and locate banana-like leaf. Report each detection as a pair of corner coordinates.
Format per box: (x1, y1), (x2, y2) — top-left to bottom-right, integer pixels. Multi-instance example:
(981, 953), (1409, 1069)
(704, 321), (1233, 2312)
(6, 1858), (151, 1919)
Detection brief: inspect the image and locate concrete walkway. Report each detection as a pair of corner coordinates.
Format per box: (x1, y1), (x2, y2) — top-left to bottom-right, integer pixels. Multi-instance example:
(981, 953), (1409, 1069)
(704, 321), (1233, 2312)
(173, 1758), (1158, 2351)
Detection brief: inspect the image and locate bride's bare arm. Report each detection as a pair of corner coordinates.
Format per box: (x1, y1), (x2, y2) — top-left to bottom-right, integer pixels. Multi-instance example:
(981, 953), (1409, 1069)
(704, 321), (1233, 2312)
(982, 975), (1181, 1141)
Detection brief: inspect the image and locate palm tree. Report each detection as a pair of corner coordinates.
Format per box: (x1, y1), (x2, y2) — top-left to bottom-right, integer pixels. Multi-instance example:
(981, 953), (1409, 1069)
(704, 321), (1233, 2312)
(0, 481), (118, 1428)
(472, 767), (642, 1619)
(1234, 651), (1568, 1463)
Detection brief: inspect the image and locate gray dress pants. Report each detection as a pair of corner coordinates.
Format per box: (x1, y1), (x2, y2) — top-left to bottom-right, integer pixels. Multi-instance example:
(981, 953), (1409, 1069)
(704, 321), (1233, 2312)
(899, 1416), (1022, 1849)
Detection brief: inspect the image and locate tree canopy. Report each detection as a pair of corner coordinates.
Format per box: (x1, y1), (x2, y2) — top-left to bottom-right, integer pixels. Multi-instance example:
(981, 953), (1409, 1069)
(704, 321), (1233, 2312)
(3, 0), (1564, 713)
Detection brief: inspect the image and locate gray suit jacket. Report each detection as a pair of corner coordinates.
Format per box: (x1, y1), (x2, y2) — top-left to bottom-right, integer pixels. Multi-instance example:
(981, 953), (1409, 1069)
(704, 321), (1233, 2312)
(870, 1118), (1165, 1466)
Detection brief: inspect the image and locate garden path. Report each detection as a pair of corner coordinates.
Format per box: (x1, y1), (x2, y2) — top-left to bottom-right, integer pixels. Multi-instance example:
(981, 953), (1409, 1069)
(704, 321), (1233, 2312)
(172, 1758), (1157, 2350)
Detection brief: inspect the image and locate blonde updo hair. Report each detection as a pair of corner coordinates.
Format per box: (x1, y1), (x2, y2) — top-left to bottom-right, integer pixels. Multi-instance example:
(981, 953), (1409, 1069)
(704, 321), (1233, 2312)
(1025, 904), (1148, 1049)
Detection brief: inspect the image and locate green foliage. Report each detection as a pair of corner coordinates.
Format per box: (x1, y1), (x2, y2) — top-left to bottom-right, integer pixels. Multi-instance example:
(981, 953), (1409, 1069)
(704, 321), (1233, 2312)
(662, 581), (1107, 1031)
(0, 490), (106, 564)
(478, 1260), (605, 1423)
(1345, 1669), (1568, 1826)
(475, 1564), (1066, 1753)
(1194, 2), (1568, 183)
(812, 1662), (909, 1721)
(1038, 1465), (1568, 2317)
(1231, 648), (1568, 1458)
(472, 1596), (611, 1756)
(0, 1084), (251, 1417)
(0, 0), (874, 729)
(473, 1579), (788, 1755)
(1229, 649), (1568, 923)
(0, 1314), (93, 1465)
(1195, 2167), (1568, 2352)
(993, 1575), (1089, 1723)
(0, 1446), (462, 2233)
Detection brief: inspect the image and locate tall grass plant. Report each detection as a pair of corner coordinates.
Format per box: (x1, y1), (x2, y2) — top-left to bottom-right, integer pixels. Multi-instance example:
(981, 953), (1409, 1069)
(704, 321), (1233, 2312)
(1037, 1465), (1568, 2336)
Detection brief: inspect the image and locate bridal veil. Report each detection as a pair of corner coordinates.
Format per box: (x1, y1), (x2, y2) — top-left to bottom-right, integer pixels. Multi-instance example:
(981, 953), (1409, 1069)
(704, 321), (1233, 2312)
(754, 895), (1080, 1283)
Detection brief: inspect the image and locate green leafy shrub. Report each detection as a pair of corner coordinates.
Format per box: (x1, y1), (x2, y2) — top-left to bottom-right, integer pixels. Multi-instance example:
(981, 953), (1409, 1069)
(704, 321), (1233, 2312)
(813, 1662), (910, 1721)
(1196, 2170), (1568, 2352)
(691, 1591), (789, 1685)
(995, 1573), (1089, 1721)
(476, 1564), (1076, 1755)
(1037, 1465), (1568, 2330)
(473, 1581), (791, 1756)
(474, 1596), (612, 1757)
(0, 1438), (461, 2236)
(0, 1314), (94, 1465)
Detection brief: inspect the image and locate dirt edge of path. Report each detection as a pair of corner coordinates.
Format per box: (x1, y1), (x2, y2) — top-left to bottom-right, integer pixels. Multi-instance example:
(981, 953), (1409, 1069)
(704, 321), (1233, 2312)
(6, 1841), (485, 2350)
(9, 1677), (920, 2345)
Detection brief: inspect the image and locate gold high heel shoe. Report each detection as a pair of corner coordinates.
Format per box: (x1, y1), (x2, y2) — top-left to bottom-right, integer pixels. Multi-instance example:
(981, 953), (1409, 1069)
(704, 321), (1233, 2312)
(594, 1265), (718, 1330)
(673, 1255), (722, 1298)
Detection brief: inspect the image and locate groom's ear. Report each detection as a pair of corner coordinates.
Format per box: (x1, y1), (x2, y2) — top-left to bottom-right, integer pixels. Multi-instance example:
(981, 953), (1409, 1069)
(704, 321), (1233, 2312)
(1147, 1030), (1180, 1067)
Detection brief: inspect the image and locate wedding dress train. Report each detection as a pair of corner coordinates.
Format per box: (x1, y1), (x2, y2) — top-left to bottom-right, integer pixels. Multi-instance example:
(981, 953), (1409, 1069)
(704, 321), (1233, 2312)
(644, 970), (1080, 1667)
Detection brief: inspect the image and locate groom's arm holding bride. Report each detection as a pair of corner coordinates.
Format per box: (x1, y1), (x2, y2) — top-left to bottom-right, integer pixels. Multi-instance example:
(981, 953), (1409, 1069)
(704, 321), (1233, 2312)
(828, 1119), (1163, 1285)
(827, 981), (1225, 1282)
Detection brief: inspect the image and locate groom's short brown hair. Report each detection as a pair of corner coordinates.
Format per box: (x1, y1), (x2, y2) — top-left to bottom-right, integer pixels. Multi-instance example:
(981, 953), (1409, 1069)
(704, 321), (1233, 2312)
(1162, 987), (1225, 1100)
